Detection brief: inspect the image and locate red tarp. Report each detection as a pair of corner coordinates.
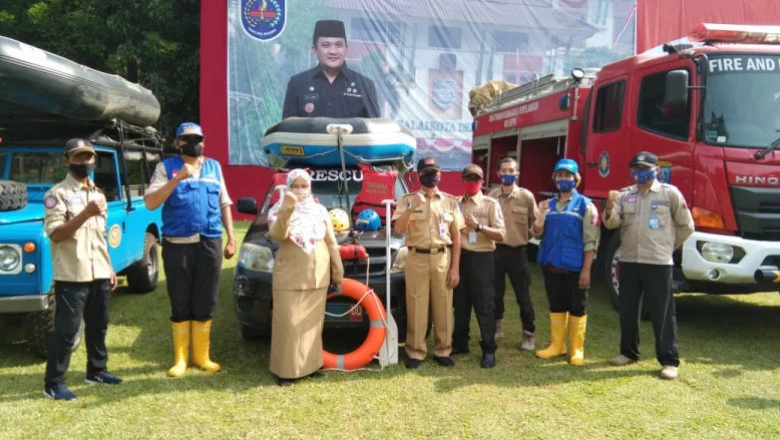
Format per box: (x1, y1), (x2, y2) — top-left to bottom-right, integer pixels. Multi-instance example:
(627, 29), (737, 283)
(637, 0), (780, 53)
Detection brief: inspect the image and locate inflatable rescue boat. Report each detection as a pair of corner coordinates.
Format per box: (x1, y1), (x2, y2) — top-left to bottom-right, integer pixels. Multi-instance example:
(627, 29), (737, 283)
(0, 36), (160, 127)
(262, 117), (416, 167)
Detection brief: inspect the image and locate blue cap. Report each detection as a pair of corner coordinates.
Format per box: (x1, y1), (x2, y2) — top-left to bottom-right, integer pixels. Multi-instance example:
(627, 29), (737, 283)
(175, 122), (204, 139)
(553, 158), (579, 174)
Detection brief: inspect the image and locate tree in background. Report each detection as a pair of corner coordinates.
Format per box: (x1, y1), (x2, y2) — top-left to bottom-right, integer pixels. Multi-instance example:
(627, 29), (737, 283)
(0, 0), (200, 142)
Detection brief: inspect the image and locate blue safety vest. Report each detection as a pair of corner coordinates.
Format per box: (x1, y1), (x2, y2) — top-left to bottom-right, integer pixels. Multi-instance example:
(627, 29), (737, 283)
(537, 191), (590, 272)
(162, 156), (223, 238)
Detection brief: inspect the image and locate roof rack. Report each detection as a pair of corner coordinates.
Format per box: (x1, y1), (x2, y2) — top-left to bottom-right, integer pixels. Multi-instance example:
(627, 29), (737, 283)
(482, 70), (598, 113)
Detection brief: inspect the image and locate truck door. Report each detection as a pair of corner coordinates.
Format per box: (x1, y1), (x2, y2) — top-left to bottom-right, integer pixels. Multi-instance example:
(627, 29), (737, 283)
(630, 62), (696, 197)
(93, 149), (130, 270)
(583, 78), (628, 199)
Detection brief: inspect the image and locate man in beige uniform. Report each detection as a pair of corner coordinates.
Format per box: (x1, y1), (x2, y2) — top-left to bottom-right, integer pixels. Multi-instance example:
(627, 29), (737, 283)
(487, 157), (538, 350)
(452, 164), (505, 368)
(393, 157), (463, 369)
(603, 151), (694, 380)
(43, 139), (121, 401)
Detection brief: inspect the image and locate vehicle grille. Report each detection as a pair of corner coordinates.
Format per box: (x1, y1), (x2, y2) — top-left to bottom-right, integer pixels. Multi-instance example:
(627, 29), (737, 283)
(730, 186), (780, 241)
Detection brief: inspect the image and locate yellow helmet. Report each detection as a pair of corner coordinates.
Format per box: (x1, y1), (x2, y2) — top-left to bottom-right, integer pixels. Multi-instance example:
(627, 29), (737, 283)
(329, 209), (350, 232)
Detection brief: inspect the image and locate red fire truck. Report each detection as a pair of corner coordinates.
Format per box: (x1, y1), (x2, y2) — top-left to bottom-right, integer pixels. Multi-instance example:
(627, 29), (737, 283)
(471, 23), (780, 306)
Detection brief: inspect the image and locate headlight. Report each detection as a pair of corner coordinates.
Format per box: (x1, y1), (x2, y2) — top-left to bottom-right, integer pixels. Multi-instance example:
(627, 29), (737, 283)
(699, 242), (734, 264)
(0, 245), (22, 273)
(238, 243), (274, 272)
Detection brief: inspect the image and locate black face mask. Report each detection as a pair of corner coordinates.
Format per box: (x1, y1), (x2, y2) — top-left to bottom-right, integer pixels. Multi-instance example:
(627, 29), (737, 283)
(69, 162), (96, 178)
(418, 173), (440, 188)
(180, 142), (203, 157)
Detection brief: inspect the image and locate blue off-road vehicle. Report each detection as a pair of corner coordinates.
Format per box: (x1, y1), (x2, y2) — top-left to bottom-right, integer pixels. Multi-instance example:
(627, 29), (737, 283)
(0, 35), (165, 357)
(0, 120), (164, 357)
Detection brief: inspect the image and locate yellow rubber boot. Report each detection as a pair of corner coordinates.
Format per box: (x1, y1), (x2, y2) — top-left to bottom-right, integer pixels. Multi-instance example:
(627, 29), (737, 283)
(192, 320), (221, 373)
(568, 315), (587, 366)
(168, 320), (191, 377)
(535, 312), (569, 359)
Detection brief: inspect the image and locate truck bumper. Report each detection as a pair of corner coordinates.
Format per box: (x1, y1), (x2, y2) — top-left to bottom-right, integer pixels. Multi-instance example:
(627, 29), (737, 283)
(682, 231), (780, 289)
(0, 295), (48, 314)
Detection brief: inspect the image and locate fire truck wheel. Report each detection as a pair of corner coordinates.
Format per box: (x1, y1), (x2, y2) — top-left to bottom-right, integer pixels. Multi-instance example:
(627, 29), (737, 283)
(604, 234), (621, 310)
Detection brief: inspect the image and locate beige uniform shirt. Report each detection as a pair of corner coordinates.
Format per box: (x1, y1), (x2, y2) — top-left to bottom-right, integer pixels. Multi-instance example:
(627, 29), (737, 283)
(533, 195), (601, 252)
(148, 158), (232, 244)
(43, 174), (112, 282)
(392, 189), (464, 249)
(603, 180), (694, 265)
(487, 186), (537, 247)
(269, 204), (344, 290)
(457, 192), (505, 252)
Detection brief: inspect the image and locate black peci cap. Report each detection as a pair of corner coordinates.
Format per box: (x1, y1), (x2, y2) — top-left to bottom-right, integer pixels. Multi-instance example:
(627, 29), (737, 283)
(313, 20), (346, 45)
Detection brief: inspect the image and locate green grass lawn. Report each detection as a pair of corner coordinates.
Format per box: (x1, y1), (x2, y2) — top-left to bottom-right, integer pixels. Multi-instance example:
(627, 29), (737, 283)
(1, 221), (779, 439)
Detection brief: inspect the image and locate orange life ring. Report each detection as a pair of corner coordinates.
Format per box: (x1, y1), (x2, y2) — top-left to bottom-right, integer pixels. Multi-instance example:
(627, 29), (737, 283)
(323, 278), (387, 370)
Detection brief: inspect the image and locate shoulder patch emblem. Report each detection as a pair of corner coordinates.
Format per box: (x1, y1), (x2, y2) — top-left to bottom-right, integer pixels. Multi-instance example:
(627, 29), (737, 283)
(44, 196), (58, 209)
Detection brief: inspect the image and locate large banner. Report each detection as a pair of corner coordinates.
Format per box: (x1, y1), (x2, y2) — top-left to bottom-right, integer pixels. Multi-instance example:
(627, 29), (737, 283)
(227, 0), (634, 169)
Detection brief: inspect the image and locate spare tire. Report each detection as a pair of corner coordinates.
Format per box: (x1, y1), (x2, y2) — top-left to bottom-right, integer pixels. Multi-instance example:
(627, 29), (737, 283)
(0, 180), (28, 211)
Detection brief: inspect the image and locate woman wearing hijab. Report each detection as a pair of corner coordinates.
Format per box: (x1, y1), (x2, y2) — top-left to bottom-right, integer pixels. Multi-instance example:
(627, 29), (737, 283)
(268, 169), (344, 386)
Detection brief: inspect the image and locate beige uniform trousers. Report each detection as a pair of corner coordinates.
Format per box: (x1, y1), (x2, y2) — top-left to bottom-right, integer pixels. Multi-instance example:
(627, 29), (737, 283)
(404, 249), (453, 359)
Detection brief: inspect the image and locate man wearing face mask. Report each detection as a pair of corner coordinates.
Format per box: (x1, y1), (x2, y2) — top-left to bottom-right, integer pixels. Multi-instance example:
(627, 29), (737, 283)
(532, 159), (599, 367)
(603, 151), (694, 380)
(452, 164), (505, 368)
(282, 20), (379, 118)
(487, 157), (538, 350)
(145, 122), (237, 377)
(393, 157), (464, 369)
(43, 139), (120, 401)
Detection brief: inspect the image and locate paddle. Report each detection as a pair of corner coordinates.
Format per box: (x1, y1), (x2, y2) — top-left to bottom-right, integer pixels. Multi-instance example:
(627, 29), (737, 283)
(379, 198), (399, 366)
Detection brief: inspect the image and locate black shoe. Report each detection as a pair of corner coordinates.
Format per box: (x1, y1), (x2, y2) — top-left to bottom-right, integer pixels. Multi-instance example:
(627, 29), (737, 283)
(480, 353), (496, 368)
(405, 358), (422, 369)
(277, 378), (294, 387)
(434, 356), (455, 367)
(451, 346), (470, 355)
(307, 371), (323, 379)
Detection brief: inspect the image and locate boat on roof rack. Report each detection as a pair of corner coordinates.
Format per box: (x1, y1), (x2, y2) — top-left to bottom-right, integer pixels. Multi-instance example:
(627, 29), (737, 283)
(0, 35), (160, 127)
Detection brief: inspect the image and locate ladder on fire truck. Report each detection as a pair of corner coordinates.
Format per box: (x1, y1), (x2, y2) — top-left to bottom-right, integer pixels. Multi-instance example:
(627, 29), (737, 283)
(482, 70), (597, 113)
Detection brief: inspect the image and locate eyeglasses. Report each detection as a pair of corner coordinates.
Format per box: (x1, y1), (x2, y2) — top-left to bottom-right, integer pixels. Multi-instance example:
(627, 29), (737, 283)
(179, 136), (203, 143)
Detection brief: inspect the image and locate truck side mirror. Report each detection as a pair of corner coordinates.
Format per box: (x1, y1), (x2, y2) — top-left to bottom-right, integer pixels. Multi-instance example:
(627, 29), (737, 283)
(665, 70), (689, 107)
(237, 197), (258, 214)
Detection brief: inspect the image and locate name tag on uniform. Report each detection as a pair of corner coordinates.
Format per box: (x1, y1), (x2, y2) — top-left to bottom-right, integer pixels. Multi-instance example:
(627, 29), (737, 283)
(468, 230), (477, 244)
(649, 215), (660, 229)
(439, 222), (447, 237)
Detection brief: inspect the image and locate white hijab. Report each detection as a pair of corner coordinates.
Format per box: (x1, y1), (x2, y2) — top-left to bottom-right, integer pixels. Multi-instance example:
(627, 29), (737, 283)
(268, 169), (327, 254)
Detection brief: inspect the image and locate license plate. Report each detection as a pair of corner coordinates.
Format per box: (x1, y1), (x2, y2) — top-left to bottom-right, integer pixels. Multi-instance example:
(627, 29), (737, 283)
(325, 303), (364, 323)
(280, 145), (305, 156)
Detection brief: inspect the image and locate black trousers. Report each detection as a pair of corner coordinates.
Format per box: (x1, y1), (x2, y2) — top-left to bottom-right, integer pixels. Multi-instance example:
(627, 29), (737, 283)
(618, 263), (679, 367)
(494, 244), (535, 332)
(542, 267), (587, 317)
(453, 250), (497, 353)
(162, 237), (222, 322)
(45, 279), (111, 387)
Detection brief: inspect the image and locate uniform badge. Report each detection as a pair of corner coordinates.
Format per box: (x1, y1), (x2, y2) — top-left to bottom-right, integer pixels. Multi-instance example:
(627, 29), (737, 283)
(44, 196), (58, 209)
(305, 103), (314, 113)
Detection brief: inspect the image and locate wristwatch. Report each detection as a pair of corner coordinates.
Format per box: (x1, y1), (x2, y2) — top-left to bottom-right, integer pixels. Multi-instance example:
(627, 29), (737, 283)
(476, 224), (484, 232)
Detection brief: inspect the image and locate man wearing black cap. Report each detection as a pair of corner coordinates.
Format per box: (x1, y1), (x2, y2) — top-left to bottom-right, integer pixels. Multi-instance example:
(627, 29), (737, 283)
(282, 19), (379, 119)
(452, 164), (505, 368)
(392, 157), (463, 369)
(603, 151), (694, 380)
(42, 139), (121, 401)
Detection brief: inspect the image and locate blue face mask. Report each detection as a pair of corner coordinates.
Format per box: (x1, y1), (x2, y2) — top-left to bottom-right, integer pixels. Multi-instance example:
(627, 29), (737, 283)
(631, 169), (656, 184)
(555, 179), (574, 193)
(498, 173), (517, 186)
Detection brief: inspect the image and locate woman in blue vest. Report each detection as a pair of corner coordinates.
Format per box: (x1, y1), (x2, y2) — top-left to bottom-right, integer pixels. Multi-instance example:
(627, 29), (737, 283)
(531, 159), (600, 366)
(145, 122), (237, 377)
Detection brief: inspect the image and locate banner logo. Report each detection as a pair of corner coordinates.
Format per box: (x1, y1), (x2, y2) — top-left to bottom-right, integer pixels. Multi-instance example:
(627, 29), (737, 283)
(241, 0), (286, 41)
(432, 79), (457, 110)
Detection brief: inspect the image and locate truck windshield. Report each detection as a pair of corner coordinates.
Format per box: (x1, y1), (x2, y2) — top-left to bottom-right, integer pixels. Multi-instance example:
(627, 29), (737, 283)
(8, 152), (68, 184)
(703, 54), (780, 148)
